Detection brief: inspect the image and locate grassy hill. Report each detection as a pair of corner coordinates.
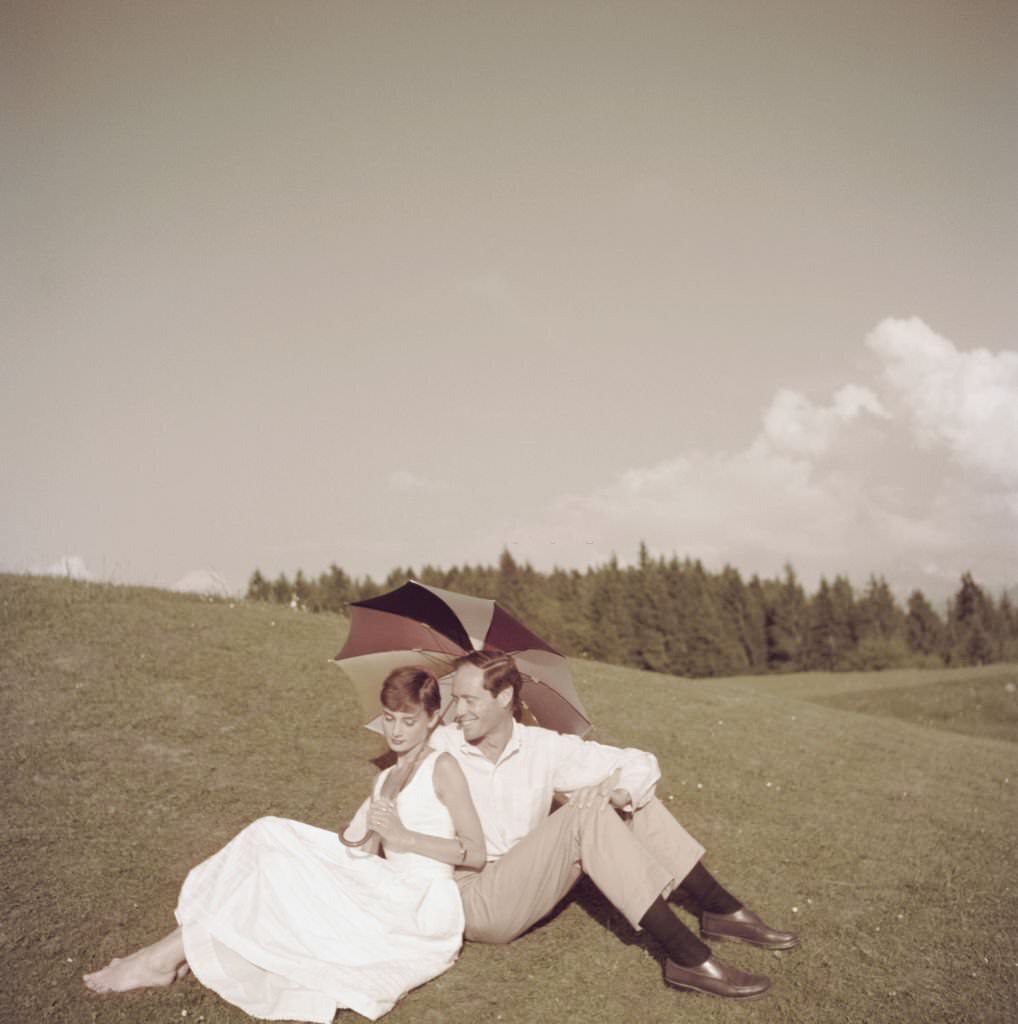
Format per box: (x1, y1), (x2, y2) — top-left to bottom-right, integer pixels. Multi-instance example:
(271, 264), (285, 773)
(3, 574), (1016, 1024)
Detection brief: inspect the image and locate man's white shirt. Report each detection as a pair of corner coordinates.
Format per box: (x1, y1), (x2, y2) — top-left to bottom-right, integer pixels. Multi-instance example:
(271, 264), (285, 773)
(428, 722), (660, 861)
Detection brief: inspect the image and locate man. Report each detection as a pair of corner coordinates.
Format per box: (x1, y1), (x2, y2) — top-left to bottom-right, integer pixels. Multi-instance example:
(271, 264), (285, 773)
(427, 649), (799, 1000)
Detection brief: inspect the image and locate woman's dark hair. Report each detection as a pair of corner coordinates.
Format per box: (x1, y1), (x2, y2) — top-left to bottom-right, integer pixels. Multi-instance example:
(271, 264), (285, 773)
(380, 666), (441, 717)
(455, 649), (524, 718)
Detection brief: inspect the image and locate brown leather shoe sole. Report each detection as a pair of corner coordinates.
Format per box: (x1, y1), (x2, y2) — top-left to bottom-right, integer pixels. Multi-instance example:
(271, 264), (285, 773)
(664, 975), (770, 1000)
(700, 927), (800, 951)
(663, 958), (772, 1000)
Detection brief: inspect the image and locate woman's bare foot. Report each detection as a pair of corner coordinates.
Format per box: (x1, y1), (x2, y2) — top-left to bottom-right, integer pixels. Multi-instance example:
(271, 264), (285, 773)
(83, 927), (187, 994)
(82, 952), (177, 992)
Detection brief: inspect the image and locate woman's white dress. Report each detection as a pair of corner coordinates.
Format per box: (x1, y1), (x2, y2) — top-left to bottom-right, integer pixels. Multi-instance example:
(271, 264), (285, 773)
(175, 750), (463, 1022)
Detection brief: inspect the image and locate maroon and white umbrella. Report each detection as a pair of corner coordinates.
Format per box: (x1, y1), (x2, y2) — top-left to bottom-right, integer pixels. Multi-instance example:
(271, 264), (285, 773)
(334, 579), (591, 736)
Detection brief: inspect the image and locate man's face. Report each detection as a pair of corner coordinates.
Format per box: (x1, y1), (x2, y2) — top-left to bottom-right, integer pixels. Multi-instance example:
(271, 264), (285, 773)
(451, 663), (511, 743)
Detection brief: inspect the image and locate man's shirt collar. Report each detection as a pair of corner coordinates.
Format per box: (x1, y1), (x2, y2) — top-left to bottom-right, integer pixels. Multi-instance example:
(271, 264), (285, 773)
(454, 718), (524, 766)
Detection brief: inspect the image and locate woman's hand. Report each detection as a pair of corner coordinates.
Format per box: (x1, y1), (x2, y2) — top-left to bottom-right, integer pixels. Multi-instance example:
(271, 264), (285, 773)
(366, 797), (411, 850)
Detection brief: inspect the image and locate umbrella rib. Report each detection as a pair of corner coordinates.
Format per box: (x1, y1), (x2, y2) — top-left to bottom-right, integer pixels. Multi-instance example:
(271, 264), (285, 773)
(519, 674), (591, 729)
(409, 645), (462, 670)
(418, 620), (468, 658)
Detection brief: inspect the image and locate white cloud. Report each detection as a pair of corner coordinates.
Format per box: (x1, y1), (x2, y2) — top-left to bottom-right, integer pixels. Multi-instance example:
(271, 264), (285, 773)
(30, 555), (93, 580)
(760, 384), (888, 456)
(867, 316), (1018, 484)
(171, 569), (233, 597)
(470, 319), (1017, 598)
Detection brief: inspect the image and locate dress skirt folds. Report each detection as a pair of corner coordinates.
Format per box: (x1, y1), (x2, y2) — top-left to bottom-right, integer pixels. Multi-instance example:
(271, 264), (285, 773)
(175, 751), (463, 1021)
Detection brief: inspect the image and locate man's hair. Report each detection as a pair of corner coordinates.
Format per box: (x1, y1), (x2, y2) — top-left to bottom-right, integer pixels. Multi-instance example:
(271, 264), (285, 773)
(455, 649), (524, 718)
(380, 666), (441, 716)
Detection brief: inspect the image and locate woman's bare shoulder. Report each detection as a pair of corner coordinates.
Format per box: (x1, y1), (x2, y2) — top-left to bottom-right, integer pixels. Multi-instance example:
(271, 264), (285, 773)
(432, 750), (466, 786)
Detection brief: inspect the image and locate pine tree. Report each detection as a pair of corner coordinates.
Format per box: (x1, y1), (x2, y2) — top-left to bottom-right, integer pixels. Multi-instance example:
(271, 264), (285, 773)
(318, 564), (353, 613)
(271, 572), (291, 605)
(587, 557), (633, 665)
(677, 560), (736, 677)
(715, 566), (761, 673)
(829, 575), (859, 669)
(658, 557), (690, 674)
(743, 576), (770, 672)
(997, 592), (1018, 661)
(803, 577), (838, 670)
(540, 568), (592, 656)
(495, 547), (525, 616)
(854, 575), (907, 669)
(764, 565), (807, 671)
(905, 590), (943, 661)
(947, 573), (997, 665)
(629, 550), (670, 672)
(292, 570), (311, 609)
(246, 569), (271, 602)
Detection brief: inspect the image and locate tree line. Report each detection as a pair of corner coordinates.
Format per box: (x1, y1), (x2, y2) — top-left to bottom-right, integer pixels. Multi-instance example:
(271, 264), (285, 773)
(246, 544), (1018, 677)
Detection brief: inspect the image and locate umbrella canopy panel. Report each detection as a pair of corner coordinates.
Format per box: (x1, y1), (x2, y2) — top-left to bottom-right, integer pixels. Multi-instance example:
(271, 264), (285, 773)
(485, 603), (562, 657)
(407, 582), (497, 651)
(336, 604), (467, 661)
(339, 582), (475, 653)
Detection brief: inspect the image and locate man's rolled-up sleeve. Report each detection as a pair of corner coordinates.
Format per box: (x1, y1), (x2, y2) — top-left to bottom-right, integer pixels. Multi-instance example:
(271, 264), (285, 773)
(550, 733), (661, 810)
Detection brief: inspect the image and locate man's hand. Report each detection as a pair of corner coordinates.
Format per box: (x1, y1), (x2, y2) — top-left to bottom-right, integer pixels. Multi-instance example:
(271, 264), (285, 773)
(567, 768), (630, 811)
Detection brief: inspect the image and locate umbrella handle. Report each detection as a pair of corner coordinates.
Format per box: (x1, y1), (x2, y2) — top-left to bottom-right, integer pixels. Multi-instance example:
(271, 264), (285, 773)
(338, 828), (377, 849)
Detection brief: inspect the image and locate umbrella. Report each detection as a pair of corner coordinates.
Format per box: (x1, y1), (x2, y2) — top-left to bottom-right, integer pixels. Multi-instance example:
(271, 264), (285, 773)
(334, 579), (591, 737)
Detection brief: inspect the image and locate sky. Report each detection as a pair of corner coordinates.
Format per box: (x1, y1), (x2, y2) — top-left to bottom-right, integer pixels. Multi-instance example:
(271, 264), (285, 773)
(3, 1), (1016, 603)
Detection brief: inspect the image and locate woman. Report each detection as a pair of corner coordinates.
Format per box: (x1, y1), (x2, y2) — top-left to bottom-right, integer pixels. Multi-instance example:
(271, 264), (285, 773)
(83, 667), (485, 1021)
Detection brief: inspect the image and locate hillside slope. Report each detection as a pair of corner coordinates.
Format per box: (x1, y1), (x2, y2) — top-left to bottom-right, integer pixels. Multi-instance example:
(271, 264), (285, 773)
(3, 575), (1016, 1024)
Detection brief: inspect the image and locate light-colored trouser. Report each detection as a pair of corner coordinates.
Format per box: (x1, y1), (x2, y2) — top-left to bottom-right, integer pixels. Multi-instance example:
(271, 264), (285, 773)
(456, 796), (705, 944)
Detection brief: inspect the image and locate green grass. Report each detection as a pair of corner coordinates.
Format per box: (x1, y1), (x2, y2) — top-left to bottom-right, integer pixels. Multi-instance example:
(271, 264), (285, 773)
(3, 574), (1017, 1024)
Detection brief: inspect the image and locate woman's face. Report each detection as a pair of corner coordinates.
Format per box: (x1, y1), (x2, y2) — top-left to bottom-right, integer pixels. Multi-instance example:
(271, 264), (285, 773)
(380, 702), (438, 754)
